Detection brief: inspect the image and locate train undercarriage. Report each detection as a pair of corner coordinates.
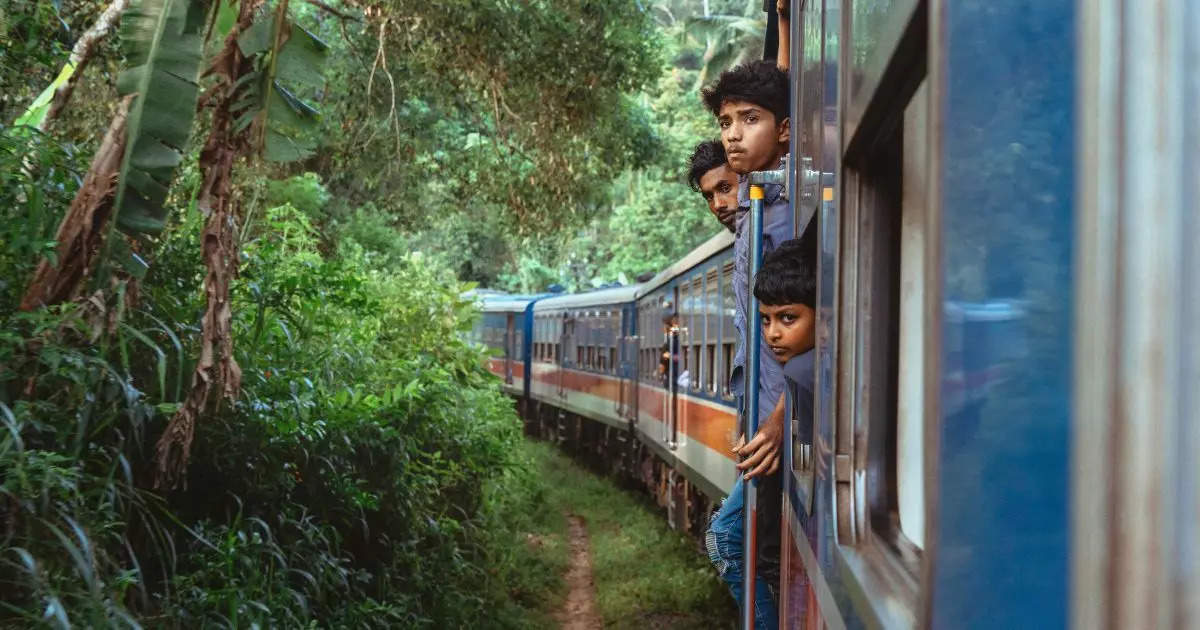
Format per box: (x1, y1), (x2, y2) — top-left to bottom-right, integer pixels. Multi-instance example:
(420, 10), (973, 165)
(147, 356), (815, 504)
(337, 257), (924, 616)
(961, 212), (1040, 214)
(519, 397), (717, 542)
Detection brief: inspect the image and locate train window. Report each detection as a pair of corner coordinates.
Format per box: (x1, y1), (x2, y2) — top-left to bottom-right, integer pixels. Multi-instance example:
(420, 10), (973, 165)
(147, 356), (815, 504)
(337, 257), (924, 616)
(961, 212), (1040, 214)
(692, 275), (703, 392)
(609, 347), (617, 375)
(706, 268), (719, 394)
(896, 80), (927, 550)
(837, 71), (928, 574)
(721, 261), (736, 398)
(679, 281), (690, 383)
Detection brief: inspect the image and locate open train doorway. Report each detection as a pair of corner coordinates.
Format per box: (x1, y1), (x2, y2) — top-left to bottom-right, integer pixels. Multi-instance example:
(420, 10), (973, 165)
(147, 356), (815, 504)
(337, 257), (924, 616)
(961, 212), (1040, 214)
(665, 290), (681, 449)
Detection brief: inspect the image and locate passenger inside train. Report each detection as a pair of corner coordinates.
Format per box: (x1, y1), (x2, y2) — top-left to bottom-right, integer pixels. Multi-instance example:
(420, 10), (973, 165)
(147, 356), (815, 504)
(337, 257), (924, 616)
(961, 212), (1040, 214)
(657, 312), (681, 389)
(687, 140), (738, 233)
(700, 59), (793, 629)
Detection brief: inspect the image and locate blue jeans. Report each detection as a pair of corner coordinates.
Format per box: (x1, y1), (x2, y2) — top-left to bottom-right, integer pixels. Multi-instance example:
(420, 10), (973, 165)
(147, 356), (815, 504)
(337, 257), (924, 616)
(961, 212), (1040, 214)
(706, 476), (779, 630)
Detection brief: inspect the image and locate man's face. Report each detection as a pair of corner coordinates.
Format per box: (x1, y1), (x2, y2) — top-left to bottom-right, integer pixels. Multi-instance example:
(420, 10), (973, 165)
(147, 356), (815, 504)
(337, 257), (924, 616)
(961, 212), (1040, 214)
(698, 163), (739, 232)
(717, 100), (789, 174)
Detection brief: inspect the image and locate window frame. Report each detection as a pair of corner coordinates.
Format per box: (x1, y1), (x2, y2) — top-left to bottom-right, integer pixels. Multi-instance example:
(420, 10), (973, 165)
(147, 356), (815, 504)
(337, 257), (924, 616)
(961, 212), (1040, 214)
(824, 2), (936, 625)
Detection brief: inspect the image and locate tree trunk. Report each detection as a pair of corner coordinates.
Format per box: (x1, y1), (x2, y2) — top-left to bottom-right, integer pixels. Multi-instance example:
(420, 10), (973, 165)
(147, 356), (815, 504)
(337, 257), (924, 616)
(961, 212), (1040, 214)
(153, 0), (263, 490)
(20, 94), (135, 311)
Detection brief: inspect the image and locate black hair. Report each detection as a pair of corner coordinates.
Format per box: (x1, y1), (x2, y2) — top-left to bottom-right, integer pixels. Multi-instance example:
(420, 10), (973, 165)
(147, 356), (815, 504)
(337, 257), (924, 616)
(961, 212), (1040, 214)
(753, 238), (816, 308)
(686, 140), (727, 191)
(700, 60), (790, 125)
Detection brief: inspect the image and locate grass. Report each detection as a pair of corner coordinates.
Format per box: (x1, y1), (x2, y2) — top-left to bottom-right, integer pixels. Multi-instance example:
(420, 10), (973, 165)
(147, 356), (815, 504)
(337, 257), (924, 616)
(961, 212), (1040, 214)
(491, 439), (736, 629)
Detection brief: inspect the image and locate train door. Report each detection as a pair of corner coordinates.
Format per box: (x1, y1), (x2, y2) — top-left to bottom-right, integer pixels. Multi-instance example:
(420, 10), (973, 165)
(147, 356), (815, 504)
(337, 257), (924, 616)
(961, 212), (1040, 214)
(504, 313), (515, 385)
(558, 312), (573, 399)
(616, 305), (636, 420)
(622, 336), (639, 421)
(665, 287), (681, 448)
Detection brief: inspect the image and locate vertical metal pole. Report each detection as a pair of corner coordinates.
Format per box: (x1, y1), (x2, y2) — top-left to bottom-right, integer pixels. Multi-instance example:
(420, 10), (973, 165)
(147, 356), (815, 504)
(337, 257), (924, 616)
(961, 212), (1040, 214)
(742, 183), (766, 629)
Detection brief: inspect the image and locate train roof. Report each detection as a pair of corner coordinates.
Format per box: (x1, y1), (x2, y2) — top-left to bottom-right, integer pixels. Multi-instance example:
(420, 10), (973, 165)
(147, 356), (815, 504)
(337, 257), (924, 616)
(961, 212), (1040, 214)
(635, 230), (735, 299)
(531, 284), (644, 312)
(478, 293), (556, 313)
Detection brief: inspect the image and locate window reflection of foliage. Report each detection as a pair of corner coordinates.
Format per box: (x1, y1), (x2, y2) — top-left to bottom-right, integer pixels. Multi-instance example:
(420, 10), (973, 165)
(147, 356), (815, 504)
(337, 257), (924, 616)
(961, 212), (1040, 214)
(850, 0), (895, 68)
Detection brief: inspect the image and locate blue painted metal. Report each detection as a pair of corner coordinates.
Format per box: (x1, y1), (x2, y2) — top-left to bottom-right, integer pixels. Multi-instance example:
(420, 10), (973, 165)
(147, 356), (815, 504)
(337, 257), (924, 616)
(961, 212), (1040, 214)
(929, 1), (1075, 627)
(741, 186), (766, 629)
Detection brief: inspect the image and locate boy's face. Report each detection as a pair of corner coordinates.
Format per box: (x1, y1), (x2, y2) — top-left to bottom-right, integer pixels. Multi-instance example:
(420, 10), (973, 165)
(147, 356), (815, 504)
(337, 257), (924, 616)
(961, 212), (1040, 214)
(759, 303), (815, 363)
(717, 99), (790, 174)
(698, 163), (739, 231)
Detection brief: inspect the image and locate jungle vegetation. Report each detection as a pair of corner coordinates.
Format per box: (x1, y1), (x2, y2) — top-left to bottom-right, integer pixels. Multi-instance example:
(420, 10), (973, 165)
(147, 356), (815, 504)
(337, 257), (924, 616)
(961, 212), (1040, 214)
(0, 0), (760, 626)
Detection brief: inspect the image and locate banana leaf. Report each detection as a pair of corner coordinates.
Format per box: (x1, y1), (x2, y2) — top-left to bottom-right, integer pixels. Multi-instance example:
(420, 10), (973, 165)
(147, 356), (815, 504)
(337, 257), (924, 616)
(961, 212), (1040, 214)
(234, 16), (328, 163)
(112, 0), (208, 235)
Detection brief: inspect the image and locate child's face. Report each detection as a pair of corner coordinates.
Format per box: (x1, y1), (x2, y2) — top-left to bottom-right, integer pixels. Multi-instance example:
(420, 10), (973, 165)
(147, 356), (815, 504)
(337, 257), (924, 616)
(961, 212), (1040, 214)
(759, 303), (815, 363)
(717, 99), (790, 174)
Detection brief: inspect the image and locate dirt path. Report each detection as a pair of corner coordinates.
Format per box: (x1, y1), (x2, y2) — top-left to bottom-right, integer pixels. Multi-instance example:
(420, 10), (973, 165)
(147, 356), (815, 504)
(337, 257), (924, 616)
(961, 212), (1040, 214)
(557, 514), (603, 630)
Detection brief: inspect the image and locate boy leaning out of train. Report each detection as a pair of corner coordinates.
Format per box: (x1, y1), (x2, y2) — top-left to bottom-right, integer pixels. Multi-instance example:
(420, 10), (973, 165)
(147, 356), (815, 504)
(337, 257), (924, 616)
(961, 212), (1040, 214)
(700, 59), (794, 478)
(753, 239), (817, 450)
(700, 59), (792, 629)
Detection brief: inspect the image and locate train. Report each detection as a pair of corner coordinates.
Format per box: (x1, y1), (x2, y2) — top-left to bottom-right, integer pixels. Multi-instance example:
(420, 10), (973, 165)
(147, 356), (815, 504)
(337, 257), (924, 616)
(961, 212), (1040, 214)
(473, 0), (1197, 628)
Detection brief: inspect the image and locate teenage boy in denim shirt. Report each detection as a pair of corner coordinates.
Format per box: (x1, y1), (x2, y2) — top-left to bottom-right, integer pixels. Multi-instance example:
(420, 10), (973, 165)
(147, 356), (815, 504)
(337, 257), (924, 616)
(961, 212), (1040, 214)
(699, 59), (792, 629)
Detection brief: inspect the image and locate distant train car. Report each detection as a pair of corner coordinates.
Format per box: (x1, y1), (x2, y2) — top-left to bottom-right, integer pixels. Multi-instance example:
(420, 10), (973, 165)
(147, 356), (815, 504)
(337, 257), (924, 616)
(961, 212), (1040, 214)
(469, 293), (551, 400)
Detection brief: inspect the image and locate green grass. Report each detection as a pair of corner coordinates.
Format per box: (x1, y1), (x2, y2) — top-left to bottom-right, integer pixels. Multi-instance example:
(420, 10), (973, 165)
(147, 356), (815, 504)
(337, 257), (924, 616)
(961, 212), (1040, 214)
(489, 439), (736, 629)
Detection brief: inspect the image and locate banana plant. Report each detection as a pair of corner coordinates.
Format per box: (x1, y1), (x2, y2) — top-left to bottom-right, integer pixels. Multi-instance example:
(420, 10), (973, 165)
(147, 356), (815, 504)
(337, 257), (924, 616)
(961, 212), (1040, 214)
(234, 1), (329, 163)
(684, 0), (764, 88)
(112, 0), (210, 235)
(111, 0), (327, 237)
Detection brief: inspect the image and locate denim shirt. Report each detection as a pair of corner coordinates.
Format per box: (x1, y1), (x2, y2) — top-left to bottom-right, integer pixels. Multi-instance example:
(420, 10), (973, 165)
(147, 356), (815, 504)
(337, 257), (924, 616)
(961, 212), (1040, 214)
(730, 156), (793, 424)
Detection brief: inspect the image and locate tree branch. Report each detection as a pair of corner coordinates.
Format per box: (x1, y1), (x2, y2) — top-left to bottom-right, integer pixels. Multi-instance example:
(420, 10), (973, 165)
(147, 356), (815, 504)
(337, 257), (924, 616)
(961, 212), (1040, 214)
(39, 0), (131, 133)
(304, 0), (360, 21)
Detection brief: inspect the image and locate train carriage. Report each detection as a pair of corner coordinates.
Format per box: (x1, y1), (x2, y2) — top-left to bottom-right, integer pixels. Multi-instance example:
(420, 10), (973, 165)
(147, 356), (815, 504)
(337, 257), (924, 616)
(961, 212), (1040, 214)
(470, 293), (551, 400)
(773, 1), (1198, 629)
(475, 0), (1198, 626)
(632, 230), (739, 504)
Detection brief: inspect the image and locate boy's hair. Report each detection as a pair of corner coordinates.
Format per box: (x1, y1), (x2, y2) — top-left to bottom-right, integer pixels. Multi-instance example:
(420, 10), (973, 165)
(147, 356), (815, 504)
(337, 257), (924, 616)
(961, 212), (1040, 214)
(700, 60), (790, 125)
(754, 238), (816, 308)
(686, 140), (727, 191)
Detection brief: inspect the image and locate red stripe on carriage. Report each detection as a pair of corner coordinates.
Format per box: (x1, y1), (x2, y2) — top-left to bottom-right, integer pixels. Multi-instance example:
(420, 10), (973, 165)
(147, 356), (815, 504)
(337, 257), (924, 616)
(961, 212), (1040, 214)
(528, 363), (739, 460)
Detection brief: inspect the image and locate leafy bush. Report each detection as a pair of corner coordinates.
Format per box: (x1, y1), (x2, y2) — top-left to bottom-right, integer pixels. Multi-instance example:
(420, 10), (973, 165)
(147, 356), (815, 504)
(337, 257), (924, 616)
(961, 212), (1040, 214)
(1, 145), (527, 627)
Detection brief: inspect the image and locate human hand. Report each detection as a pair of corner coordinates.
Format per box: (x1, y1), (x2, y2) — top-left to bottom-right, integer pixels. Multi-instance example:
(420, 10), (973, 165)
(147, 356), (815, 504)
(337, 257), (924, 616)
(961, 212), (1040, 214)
(777, 0), (790, 18)
(735, 403), (785, 479)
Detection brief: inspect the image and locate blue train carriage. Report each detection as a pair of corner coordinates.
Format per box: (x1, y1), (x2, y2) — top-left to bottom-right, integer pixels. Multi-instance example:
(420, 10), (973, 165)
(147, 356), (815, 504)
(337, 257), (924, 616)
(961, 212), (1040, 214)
(525, 284), (643, 472)
(468, 292), (554, 415)
(631, 229), (740, 531)
(773, 0), (1198, 629)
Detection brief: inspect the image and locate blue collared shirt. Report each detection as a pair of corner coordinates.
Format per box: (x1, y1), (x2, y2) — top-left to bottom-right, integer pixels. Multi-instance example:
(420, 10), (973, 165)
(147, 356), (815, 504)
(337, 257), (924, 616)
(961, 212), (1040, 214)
(730, 156), (793, 424)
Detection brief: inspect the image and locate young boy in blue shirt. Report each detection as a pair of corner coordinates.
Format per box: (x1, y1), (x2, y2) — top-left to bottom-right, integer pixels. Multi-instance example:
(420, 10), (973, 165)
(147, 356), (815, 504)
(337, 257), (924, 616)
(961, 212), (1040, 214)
(753, 238), (817, 627)
(754, 238), (816, 443)
(700, 59), (793, 629)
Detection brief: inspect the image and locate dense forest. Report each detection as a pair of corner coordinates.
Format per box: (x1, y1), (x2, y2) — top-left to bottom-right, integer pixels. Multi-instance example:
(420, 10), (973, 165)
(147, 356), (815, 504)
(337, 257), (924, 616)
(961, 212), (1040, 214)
(0, 0), (760, 626)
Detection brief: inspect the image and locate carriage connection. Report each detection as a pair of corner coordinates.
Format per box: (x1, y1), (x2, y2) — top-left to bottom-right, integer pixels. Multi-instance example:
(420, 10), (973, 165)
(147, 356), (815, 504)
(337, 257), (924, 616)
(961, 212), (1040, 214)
(472, 0), (1198, 628)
